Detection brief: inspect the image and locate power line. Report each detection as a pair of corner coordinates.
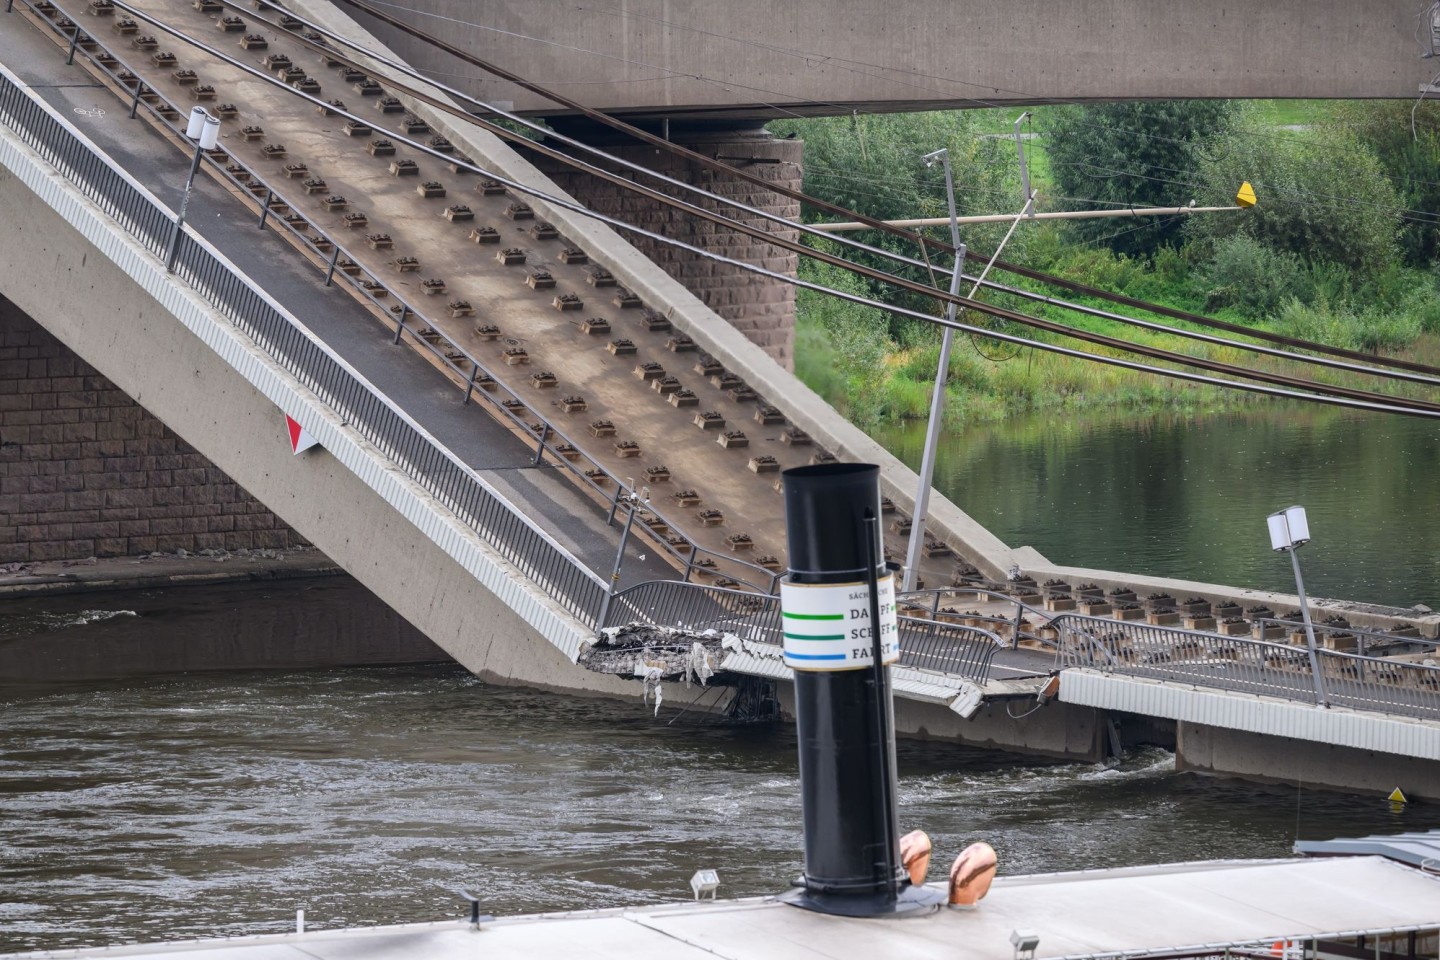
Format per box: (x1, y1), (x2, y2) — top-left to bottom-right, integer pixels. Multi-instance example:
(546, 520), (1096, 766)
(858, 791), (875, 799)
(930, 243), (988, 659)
(325, 0), (1440, 380)
(100, 0), (1440, 423)
(126, 0), (1440, 406)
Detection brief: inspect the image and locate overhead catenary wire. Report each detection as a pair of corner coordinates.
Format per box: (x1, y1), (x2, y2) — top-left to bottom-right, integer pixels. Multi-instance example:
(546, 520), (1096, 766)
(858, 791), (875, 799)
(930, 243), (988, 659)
(105, 0), (1440, 418)
(323, 0), (1440, 380)
(174, 0), (1440, 414)
(240, 0), (1440, 393)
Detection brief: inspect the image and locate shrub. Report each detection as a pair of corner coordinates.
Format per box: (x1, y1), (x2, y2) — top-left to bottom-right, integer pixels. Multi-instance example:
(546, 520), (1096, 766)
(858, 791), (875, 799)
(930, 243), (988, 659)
(1200, 236), (1308, 319)
(1188, 126), (1401, 273)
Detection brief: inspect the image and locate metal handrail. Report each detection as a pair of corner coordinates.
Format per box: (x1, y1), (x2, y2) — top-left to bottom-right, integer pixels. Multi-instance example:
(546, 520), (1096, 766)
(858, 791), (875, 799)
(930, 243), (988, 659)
(603, 580), (1004, 683)
(896, 585), (1054, 649)
(1053, 613), (1440, 721)
(0, 46), (608, 623)
(1253, 616), (1440, 655)
(24, 0), (782, 597)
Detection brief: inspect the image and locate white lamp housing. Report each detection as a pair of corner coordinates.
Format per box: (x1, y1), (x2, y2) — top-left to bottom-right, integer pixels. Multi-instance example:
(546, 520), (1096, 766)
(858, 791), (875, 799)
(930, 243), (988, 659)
(689, 869), (719, 901)
(1010, 929), (1040, 960)
(186, 107), (220, 149)
(198, 114), (221, 151)
(1267, 505), (1310, 552)
(185, 106), (208, 139)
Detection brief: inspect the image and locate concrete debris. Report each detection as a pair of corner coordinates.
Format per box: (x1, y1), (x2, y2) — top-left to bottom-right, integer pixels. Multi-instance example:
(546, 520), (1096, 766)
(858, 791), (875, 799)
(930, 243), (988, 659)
(582, 622), (728, 688)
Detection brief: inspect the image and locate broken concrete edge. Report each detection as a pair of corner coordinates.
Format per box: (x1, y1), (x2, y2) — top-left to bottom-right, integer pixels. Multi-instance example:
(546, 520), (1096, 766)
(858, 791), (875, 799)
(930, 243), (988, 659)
(283, 0), (1029, 581)
(0, 97), (596, 665)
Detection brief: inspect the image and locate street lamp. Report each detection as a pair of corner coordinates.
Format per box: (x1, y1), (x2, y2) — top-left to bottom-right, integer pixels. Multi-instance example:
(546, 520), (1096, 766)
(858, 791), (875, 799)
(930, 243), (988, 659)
(901, 148), (964, 592)
(595, 484), (650, 629)
(1267, 505), (1329, 708)
(902, 121), (1036, 591)
(164, 106), (220, 273)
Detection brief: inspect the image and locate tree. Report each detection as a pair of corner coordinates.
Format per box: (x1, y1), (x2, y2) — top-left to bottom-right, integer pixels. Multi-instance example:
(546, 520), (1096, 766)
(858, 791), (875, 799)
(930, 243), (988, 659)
(1186, 124), (1401, 274)
(770, 111), (1022, 342)
(1043, 100), (1239, 258)
(1335, 100), (1440, 267)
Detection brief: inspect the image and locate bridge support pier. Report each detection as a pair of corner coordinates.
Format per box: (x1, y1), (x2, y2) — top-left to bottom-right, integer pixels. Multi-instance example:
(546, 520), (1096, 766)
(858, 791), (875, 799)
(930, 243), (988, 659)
(522, 122), (803, 370)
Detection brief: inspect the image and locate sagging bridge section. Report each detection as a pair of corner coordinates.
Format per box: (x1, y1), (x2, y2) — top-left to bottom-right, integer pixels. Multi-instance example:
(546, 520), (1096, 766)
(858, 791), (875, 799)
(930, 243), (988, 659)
(0, 0), (1438, 796)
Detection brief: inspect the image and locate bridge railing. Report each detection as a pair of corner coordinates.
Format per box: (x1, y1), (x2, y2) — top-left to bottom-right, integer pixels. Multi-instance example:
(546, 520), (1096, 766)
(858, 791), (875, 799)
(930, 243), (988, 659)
(603, 580), (1005, 684)
(0, 61), (609, 625)
(1053, 613), (1440, 721)
(896, 586), (1054, 649)
(11, 0), (782, 599)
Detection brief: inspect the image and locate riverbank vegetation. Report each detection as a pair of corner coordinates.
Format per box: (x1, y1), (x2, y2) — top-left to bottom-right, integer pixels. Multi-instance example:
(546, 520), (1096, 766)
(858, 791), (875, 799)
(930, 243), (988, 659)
(772, 100), (1440, 428)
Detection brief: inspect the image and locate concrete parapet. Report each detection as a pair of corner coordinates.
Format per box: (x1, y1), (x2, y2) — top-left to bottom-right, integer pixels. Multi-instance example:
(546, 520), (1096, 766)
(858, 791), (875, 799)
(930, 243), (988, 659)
(1177, 721), (1440, 800)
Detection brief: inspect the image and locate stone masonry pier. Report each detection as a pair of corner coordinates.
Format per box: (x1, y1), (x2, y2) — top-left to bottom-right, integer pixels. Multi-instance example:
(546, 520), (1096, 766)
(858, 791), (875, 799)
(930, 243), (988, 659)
(0, 295), (302, 561)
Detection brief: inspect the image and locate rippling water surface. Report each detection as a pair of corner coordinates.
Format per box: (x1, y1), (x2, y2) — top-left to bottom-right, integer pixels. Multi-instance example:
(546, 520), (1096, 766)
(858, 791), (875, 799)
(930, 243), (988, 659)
(876, 407), (1440, 607)
(0, 664), (1419, 953)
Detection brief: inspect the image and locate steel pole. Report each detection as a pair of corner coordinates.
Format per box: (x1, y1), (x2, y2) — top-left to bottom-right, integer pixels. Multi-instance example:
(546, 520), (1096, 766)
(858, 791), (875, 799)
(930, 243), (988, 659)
(902, 149), (962, 592)
(164, 142), (205, 273)
(595, 498), (637, 629)
(1289, 547), (1330, 708)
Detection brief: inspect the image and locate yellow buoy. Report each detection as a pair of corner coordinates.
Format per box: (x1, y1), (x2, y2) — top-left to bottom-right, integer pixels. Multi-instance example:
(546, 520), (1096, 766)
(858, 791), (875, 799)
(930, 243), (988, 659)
(1388, 786), (1408, 804)
(1236, 182), (1258, 208)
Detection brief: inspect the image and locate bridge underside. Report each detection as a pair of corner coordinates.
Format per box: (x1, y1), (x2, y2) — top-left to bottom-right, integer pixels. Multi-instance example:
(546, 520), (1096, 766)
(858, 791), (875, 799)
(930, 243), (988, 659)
(346, 0), (1439, 124)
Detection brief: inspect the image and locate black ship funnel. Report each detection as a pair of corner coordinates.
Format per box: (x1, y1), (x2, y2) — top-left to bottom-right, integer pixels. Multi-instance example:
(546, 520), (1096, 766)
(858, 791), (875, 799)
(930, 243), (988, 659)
(780, 464), (942, 917)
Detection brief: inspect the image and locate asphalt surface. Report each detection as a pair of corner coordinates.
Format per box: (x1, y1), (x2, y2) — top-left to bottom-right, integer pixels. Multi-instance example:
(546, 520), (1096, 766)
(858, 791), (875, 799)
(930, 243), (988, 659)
(0, 11), (676, 589)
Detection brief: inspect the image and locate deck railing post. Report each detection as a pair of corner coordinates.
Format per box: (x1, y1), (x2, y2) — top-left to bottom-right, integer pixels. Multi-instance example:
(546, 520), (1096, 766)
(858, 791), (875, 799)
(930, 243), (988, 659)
(462, 364), (478, 405)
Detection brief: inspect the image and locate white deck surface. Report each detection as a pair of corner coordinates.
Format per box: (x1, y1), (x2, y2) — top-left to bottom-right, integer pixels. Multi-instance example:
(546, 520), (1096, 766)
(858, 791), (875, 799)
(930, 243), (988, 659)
(8, 857), (1438, 960)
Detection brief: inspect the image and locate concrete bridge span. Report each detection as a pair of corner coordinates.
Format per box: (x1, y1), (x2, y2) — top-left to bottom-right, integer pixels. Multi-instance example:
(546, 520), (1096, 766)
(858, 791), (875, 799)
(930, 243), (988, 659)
(347, 0), (1438, 123)
(5, 0), (1440, 796)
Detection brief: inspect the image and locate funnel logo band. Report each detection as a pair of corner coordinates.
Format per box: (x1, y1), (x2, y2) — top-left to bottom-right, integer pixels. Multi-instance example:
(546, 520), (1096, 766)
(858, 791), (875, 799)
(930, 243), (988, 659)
(780, 576), (899, 672)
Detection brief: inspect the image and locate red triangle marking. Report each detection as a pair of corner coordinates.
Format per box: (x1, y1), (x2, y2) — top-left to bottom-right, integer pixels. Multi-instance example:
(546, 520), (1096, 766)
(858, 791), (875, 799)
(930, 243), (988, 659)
(286, 414), (303, 453)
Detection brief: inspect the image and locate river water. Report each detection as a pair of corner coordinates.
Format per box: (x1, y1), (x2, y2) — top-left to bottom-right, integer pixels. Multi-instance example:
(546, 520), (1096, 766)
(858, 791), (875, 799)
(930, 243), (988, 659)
(876, 406), (1440, 608)
(0, 663), (1419, 954)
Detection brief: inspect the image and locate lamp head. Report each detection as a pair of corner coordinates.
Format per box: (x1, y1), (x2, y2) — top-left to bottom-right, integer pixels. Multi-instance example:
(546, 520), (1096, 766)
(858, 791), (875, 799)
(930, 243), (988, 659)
(186, 107), (220, 149)
(921, 148), (947, 168)
(1267, 505), (1310, 551)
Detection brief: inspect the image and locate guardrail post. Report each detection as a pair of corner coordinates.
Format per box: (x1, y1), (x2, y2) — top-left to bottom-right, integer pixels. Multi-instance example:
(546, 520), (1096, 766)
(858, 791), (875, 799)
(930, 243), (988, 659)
(129, 82), (143, 119)
(65, 29), (80, 65)
(683, 551), (696, 583)
(323, 244), (340, 286)
(5, 0), (14, 14)
(392, 305), (408, 344)
(1011, 599), (1024, 650)
(605, 486), (623, 526)
(462, 364), (479, 405)
(532, 424), (548, 466)
(257, 190), (272, 230)
(930, 590), (941, 618)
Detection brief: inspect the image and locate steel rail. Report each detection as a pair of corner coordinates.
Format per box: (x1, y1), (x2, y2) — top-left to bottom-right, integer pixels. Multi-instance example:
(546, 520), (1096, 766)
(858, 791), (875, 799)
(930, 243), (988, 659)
(40, 0), (783, 595)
